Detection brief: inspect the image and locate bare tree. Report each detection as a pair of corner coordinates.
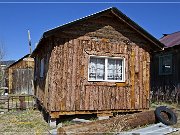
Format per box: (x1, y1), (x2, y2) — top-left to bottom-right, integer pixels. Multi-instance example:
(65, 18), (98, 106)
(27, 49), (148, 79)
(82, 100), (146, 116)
(0, 40), (5, 88)
(0, 40), (4, 61)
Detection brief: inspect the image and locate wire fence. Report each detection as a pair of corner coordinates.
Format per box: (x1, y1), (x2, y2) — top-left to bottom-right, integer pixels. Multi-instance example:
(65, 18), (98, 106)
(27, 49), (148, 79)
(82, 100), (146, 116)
(0, 95), (36, 112)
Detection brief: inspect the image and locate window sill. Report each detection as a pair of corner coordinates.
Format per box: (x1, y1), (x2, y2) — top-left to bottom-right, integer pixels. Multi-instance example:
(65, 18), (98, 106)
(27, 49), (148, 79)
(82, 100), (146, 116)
(86, 81), (127, 87)
(88, 80), (125, 83)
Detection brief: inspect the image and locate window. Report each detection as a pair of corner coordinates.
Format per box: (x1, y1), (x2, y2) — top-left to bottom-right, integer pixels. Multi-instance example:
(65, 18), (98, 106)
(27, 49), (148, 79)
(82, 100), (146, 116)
(159, 54), (172, 75)
(88, 56), (125, 82)
(34, 57), (38, 80)
(40, 58), (44, 77)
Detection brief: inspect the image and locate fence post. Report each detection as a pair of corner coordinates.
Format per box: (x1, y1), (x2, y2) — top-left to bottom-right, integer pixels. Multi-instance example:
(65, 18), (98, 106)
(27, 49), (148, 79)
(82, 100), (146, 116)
(19, 96), (26, 110)
(7, 97), (9, 111)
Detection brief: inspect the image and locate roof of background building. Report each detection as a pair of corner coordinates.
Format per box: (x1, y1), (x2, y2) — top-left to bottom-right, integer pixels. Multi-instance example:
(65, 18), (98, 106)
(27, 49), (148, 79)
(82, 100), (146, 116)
(7, 54), (31, 68)
(160, 31), (180, 48)
(1, 60), (16, 67)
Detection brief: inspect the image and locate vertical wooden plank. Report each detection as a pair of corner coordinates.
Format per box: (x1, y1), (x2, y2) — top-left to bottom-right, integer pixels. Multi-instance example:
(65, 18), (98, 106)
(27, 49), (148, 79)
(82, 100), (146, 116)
(89, 86), (94, 110)
(120, 44), (124, 54)
(111, 87), (116, 110)
(125, 54), (128, 85)
(69, 40), (74, 111)
(50, 46), (58, 111)
(98, 86), (103, 110)
(108, 42), (112, 54)
(116, 43), (120, 54)
(116, 87), (123, 109)
(139, 48), (143, 109)
(123, 87), (126, 109)
(134, 73), (140, 109)
(55, 45), (61, 111)
(114, 43), (118, 54)
(110, 87), (114, 110)
(142, 50), (147, 109)
(71, 39), (78, 111)
(103, 86), (108, 110)
(95, 40), (100, 52)
(135, 46), (140, 109)
(55, 40), (64, 111)
(107, 87), (111, 110)
(80, 40), (86, 111)
(94, 86), (99, 110)
(135, 46), (139, 73)
(44, 65), (49, 110)
(75, 39), (82, 111)
(65, 40), (74, 111)
(128, 87), (132, 109)
(146, 52), (150, 109)
(84, 86), (90, 110)
(115, 87), (119, 110)
(130, 46), (135, 109)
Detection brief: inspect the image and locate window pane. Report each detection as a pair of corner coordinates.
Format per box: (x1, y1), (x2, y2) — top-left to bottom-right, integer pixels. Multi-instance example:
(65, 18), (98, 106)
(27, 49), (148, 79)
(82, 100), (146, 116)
(115, 59), (123, 80)
(107, 59), (115, 80)
(159, 55), (172, 75)
(96, 58), (105, 80)
(40, 58), (44, 77)
(89, 57), (105, 80)
(108, 59), (123, 80)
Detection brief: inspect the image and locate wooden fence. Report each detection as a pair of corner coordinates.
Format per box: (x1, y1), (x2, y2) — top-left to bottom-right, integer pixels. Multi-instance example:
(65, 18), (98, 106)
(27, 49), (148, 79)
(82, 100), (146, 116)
(0, 95), (36, 112)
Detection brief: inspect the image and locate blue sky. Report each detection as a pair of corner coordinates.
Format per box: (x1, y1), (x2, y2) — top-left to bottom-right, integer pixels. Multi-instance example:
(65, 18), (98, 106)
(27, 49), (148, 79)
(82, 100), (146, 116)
(0, 1), (180, 60)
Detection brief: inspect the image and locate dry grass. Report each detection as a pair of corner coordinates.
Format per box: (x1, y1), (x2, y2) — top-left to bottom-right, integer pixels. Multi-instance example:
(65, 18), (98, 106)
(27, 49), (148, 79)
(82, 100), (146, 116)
(0, 102), (179, 135)
(0, 109), (50, 135)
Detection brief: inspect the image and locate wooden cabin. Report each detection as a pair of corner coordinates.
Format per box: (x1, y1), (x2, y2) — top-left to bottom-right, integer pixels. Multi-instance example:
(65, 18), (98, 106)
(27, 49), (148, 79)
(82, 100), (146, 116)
(31, 7), (164, 120)
(151, 32), (180, 102)
(7, 54), (34, 95)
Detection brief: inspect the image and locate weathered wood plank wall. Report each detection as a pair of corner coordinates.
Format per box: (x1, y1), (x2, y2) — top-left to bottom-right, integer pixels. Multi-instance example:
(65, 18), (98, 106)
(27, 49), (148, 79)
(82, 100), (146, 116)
(34, 12), (152, 114)
(8, 57), (34, 94)
(35, 38), (150, 112)
(12, 69), (34, 94)
(151, 48), (180, 102)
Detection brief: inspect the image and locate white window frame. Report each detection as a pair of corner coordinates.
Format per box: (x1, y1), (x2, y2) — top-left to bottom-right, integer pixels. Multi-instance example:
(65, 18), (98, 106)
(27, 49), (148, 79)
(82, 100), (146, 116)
(40, 58), (44, 78)
(88, 55), (125, 82)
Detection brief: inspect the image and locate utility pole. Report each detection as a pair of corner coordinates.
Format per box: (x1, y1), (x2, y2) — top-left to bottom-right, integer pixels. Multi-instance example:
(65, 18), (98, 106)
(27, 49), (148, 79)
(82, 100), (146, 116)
(27, 30), (31, 95)
(28, 30), (32, 54)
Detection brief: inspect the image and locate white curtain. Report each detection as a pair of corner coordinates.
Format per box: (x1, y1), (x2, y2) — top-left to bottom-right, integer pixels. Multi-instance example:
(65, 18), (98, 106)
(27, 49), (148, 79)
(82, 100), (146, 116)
(108, 59), (122, 80)
(89, 58), (105, 80)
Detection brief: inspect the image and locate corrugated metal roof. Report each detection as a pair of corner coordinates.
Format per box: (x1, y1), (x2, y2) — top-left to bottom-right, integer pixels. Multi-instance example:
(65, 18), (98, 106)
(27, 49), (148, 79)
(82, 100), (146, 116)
(160, 31), (180, 48)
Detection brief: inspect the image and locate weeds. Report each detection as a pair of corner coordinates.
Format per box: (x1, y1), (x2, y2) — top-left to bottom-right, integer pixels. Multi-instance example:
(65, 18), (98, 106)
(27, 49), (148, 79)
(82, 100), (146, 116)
(0, 110), (50, 134)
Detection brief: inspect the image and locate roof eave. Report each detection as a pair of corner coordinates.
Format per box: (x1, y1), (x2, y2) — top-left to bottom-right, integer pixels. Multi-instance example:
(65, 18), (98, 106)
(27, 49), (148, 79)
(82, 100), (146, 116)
(31, 7), (165, 56)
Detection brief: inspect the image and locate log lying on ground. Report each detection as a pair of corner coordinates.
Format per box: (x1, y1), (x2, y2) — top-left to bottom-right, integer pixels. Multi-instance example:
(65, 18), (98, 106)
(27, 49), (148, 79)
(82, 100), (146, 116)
(57, 110), (156, 135)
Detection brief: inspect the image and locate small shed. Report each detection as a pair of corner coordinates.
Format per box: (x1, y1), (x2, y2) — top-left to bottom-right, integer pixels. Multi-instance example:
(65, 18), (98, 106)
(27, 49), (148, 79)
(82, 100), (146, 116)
(31, 7), (163, 120)
(0, 60), (15, 88)
(7, 54), (34, 95)
(151, 32), (180, 101)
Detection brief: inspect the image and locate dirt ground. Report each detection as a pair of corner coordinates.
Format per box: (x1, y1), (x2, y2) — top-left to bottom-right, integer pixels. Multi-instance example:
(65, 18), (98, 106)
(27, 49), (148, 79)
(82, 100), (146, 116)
(0, 102), (179, 135)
